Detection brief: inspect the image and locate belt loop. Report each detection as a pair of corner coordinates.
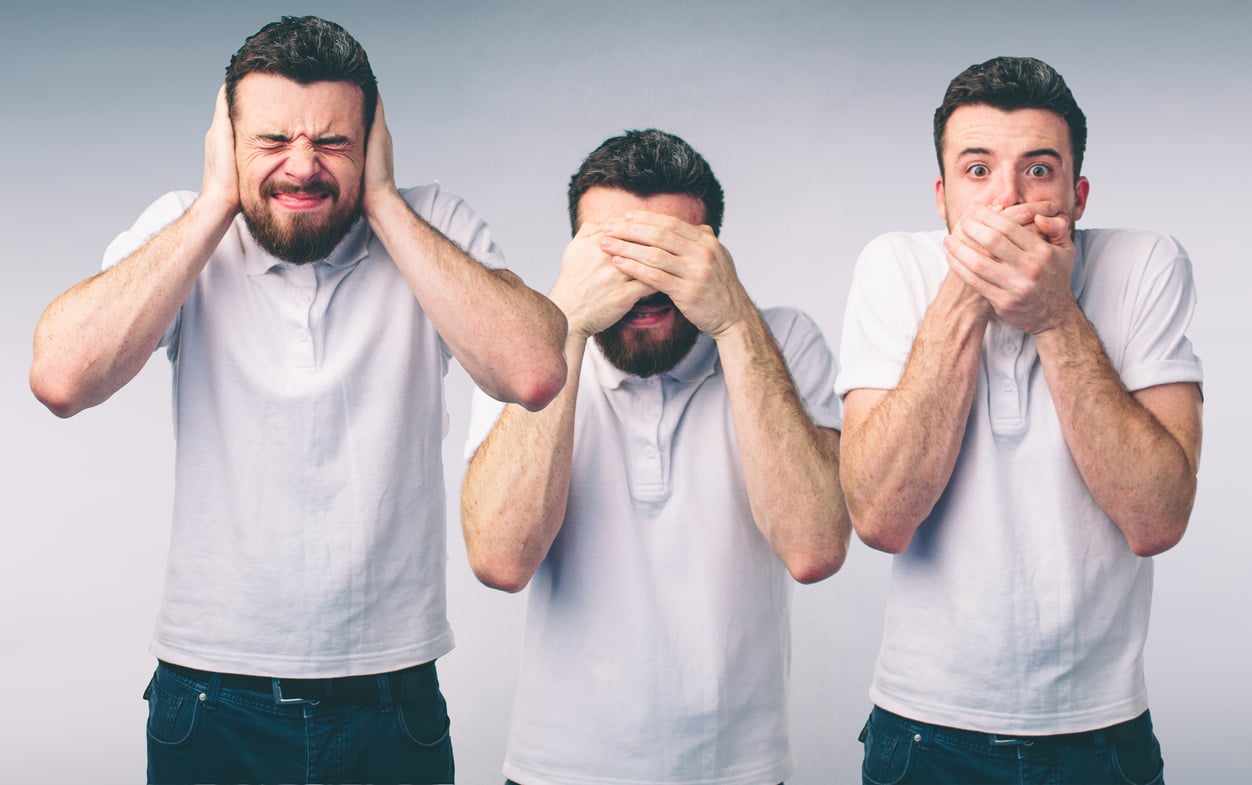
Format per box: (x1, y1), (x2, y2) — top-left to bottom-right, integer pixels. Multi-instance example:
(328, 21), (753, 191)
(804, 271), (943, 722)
(916, 717), (934, 751)
(377, 673), (394, 707)
(202, 672), (223, 711)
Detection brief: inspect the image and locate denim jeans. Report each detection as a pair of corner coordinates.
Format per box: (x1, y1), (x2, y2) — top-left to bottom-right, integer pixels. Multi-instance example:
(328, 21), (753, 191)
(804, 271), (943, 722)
(859, 706), (1164, 785)
(145, 660), (454, 784)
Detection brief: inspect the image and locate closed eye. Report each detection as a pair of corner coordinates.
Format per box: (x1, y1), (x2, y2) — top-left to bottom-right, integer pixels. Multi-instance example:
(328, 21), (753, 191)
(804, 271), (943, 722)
(313, 136), (352, 150)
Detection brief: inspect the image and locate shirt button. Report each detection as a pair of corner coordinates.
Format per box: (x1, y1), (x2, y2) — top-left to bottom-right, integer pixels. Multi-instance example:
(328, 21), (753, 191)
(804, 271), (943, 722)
(643, 445), (658, 459)
(1001, 379), (1015, 393)
(1001, 342), (1016, 354)
(297, 330), (310, 343)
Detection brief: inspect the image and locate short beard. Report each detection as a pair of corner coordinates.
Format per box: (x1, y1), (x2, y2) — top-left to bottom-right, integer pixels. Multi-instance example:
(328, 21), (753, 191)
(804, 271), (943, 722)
(594, 305), (700, 378)
(243, 181), (362, 264)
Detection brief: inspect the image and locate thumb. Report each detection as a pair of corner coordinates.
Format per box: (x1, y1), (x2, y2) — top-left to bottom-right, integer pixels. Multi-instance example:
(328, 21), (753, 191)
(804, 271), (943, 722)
(1034, 213), (1072, 246)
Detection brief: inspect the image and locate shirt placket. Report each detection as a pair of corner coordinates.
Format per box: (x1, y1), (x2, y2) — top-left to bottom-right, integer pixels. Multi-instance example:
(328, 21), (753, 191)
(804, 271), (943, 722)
(280, 264), (318, 370)
(985, 320), (1035, 437)
(629, 376), (668, 502)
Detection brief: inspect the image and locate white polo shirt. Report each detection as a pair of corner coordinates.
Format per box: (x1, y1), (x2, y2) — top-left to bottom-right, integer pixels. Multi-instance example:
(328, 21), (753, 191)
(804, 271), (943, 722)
(467, 307), (840, 785)
(836, 228), (1202, 734)
(104, 185), (504, 677)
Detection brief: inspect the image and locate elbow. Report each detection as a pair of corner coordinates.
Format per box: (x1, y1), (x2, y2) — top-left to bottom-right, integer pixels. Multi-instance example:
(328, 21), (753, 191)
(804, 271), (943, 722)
(1126, 520), (1189, 558)
(852, 513), (914, 555)
(787, 547), (847, 584)
(1119, 488), (1195, 557)
(462, 521), (538, 594)
(845, 491), (916, 554)
(467, 556), (533, 594)
(508, 307), (569, 412)
(511, 358), (568, 412)
(778, 513), (850, 584)
(29, 363), (87, 418)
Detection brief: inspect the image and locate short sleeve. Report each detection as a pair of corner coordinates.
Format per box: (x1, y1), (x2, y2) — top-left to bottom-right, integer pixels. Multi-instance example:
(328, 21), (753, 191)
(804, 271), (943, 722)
(404, 184), (507, 270)
(763, 307), (841, 430)
(101, 190), (197, 350)
(835, 232), (945, 398)
(402, 184), (508, 364)
(1118, 234), (1203, 392)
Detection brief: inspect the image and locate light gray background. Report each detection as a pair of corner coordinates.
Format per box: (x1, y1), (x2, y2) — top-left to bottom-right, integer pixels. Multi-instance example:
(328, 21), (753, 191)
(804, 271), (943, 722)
(3, 1), (1247, 782)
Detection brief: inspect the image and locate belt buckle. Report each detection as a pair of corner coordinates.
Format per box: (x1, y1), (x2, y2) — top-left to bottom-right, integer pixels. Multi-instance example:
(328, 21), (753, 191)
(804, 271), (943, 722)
(272, 679), (316, 705)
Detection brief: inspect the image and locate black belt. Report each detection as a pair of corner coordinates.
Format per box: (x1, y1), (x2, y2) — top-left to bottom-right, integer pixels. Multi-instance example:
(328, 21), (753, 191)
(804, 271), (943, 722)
(160, 660), (432, 704)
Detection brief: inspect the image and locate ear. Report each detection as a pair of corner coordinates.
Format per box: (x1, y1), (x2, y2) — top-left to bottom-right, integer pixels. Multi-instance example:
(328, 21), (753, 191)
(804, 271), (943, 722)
(1072, 176), (1090, 223)
(934, 173), (947, 223)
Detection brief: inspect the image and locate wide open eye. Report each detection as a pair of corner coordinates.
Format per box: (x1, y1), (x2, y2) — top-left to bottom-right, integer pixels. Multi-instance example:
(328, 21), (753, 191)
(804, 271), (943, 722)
(1027, 163), (1053, 177)
(967, 164), (989, 178)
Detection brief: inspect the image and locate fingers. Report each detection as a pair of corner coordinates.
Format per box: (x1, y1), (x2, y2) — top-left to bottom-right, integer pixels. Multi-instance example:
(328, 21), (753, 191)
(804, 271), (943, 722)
(1034, 213), (1071, 245)
(213, 84), (229, 122)
(997, 201), (1059, 227)
(362, 93), (397, 210)
(956, 205), (1069, 260)
(601, 211), (708, 257)
(610, 253), (681, 293)
(573, 221), (601, 240)
(201, 84), (240, 213)
(598, 216), (717, 282)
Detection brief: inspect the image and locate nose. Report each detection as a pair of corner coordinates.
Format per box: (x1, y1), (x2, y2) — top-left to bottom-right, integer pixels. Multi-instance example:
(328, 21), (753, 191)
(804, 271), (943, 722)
(989, 170), (1024, 208)
(283, 141), (321, 183)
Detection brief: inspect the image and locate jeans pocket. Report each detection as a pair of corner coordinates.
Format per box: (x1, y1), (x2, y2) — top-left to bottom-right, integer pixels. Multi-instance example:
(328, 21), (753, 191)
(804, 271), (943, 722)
(396, 697), (451, 748)
(1109, 714), (1165, 785)
(860, 711), (915, 785)
(145, 675), (200, 748)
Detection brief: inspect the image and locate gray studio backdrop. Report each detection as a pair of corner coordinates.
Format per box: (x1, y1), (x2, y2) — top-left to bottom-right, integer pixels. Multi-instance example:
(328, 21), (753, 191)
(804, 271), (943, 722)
(3, 1), (1247, 782)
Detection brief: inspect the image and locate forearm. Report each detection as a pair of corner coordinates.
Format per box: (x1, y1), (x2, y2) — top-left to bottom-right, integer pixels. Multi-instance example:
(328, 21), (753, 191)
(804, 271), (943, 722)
(461, 334), (586, 592)
(1035, 308), (1201, 555)
(30, 195), (235, 417)
(841, 274), (990, 552)
(715, 308), (848, 583)
(368, 192), (567, 410)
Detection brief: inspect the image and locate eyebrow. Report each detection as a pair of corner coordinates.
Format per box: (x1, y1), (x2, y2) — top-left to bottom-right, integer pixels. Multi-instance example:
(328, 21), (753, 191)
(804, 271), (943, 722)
(956, 146), (1063, 160)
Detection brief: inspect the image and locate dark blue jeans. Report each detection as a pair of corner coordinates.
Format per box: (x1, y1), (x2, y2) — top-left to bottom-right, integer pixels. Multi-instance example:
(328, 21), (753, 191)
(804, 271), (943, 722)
(859, 706), (1164, 785)
(145, 660), (454, 784)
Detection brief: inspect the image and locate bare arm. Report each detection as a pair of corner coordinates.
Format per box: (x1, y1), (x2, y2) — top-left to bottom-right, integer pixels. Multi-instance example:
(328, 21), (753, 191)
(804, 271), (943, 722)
(840, 270), (991, 553)
(31, 87), (239, 417)
(363, 98), (566, 411)
(461, 224), (653, 591)
(603, 212), (849, 581)
(947, 205), (1202, 555)
(714, 313), (848, 582)
(1036, 324), (1201, 555)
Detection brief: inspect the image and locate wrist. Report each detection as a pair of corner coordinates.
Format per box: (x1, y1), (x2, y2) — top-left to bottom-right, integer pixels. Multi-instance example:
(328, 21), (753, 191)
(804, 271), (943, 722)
(191, 188), (240, 229)
(1030, 300), (1086, 344)
(364, 185), (404, 223)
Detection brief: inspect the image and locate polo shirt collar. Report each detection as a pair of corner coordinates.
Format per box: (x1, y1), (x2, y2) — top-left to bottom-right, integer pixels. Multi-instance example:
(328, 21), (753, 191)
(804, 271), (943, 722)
(589, 330), (719, 390)
(243, 214), (372, 275)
